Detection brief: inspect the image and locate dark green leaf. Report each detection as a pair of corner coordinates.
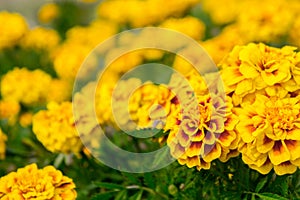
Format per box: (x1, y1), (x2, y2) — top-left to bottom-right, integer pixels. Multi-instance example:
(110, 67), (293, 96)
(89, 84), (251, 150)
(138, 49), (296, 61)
(144, 173), (156, 189)
(91, 191), (117, 200)
(129, 190), (143, 200)
(255, 176), (268, 192)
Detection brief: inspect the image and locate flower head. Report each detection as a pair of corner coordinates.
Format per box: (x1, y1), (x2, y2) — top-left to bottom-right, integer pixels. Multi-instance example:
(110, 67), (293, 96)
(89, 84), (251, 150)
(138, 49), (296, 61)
(32, 102), (82, 155)
(0, 163), (77, 199)
(0, 129), (7, 160)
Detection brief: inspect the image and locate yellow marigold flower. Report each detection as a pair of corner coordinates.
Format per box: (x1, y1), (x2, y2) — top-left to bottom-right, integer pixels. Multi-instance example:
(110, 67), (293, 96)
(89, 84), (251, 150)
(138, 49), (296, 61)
(159, 16), (205, 40)
(0, 129), (7, 160)
(128, 81), (175, 130)
(20, 27), (60, 52)
(38, 3), (59, 24)
(97, 0), (200, 27)
(19, 112), (33, 128)
(220, 43), (297, 106)
(1, 68), (52, 105)
(53, 42), (93, 80)
(201, 0), (241, 25)
(0, 163), (77, 199)
(165, 71), (238, 170)
(32, 102), (82, 155)
(0, 11), (28, 49)
(235, 0), (295, 42)
(0, 100), (20, 124)
(236, 94), (300, 175)
(46, 79), (72, 103)
(65, 19), (118, 49)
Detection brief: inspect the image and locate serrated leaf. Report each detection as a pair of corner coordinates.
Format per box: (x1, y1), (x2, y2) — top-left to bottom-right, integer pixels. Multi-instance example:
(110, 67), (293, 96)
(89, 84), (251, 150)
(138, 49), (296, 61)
(129, 190), (143, 200)
(255, 193), (288, 200)
(94, 182), (125, 190)
(91, 191), (117, 200)
(255, 176), (268, 192)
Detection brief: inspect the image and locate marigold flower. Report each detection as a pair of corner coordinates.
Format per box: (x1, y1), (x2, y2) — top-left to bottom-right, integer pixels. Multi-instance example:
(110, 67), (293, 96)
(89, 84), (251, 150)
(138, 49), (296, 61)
(220, 43), (297, 106)
(38, 3), (59, 24)
(1, 68), (52, 105)
(0, 129), (7, 160)
(159, 16), (205, 40)
(0, 100), (20, 124)
(20, 27), (60, 52)
(236, 94), (300, 175)
(0, 11), (28, 49)
(46, 79), (72, 103)
(32, 102), (82, 155)
(19, 112), (33, 128)
(0, 163), (77, 199)
(165, 71), (239, 170)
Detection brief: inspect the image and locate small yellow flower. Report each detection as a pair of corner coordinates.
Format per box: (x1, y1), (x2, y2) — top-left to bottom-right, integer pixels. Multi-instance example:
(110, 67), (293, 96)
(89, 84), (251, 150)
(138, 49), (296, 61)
(0, 100), (20, 124)
(46, 79), (72, 103)
(1, 68), (52, 105)
(38, 3), (59, 24)
(20, 27), (60, 52)
(0, 11), (28, 49)
(0, 163), (77, 199)
(19, 112), (33, 128)
(32, 102), (82, 155)
(0, 129), (7, 160)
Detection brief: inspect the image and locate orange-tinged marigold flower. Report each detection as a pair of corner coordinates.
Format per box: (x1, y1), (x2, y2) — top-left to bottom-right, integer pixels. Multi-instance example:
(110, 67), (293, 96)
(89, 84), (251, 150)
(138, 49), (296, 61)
(236, 94), (300, 175)
(165, 71), (239, 170)
(0, 163), (77, 199)
(32, 102), (82, 155)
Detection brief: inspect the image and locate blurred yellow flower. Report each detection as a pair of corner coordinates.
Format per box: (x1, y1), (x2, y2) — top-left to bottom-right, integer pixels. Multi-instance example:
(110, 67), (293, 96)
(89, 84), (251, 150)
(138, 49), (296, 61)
(20, 27), (60, 52)
(0, 129), (7, 160)
(32, 102), (82, 155)
(159, 16), (205, 40)
(0, 11), (28, 49)
(1, 68), (52, 105)
(0, 100), (20, 124)
(236, 94), (300, 175)
(0, 163), (77, 199)
(19, 112), (33, 128)
(38, 3), (59, 24)
(46, 79), (72, 103)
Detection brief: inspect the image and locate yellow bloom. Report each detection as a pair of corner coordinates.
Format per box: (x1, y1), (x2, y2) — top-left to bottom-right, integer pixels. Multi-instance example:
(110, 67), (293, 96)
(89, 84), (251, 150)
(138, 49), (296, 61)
(0, 100), (20, 124)
(0, 11), (28, 49)
(38, 3), (59, 24)
(1, 68), (52, 105)
(289, 15), (300, 47)
(236, 94), (300, 175)
(19, 112), (33, 128)
(20, 27), (60, 52)
(0, 163), (77, 199)
(32, 102), (82, 155)
(46, 79), (72, 103)
(220, 43), (297, 106)
(0, 129), (7, 160)
(159, 16), (205, 40)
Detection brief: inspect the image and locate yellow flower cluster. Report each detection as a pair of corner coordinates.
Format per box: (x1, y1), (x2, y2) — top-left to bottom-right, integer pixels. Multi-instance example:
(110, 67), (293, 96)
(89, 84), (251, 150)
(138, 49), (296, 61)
(97, 0), (200, 27)
(0, 163), (77, 199)
(32, 102), (82, 155)
(1, 68), (71, 106)
(0, 100), (20, 124)
(0, 11), (28, 49)
(220, 43), (300, 175)
(0, 129), (7, 160)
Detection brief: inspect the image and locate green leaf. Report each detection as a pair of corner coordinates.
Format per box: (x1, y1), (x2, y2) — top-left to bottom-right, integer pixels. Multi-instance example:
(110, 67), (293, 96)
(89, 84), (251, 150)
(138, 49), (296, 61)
(144, 173), (156, 189)
(94, 182), (125, 190)
(115, 190), (128, 200)
(255, 176), (268, 192)
(91, 191), (117, 200)
(255, 193), (288, 200)
(129, 190), (143, 200)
